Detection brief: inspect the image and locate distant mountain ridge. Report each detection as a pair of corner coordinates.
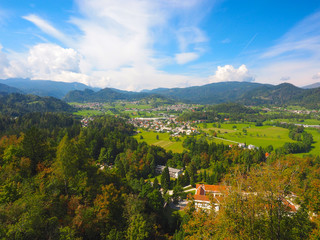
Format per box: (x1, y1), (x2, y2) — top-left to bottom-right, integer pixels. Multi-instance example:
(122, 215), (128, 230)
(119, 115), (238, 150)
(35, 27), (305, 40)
(2, 78), (320, 108)
(0, 78), (100, 99)
(303, 82), (320, 89)
(64, 81), (320, 108)
(146, 81), (271, 104)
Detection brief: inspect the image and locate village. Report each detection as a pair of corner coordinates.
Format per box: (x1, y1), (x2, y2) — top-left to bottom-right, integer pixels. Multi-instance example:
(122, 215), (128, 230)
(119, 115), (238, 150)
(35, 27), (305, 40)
(129, 117), (202, 136)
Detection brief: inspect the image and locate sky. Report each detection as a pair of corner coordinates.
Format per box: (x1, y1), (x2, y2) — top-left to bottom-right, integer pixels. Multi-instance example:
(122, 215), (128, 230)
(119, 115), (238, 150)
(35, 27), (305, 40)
(0, 0), (320, 91)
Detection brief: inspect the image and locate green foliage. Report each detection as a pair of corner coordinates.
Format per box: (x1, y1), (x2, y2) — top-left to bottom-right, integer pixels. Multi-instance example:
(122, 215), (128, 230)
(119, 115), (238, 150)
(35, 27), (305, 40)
(0, 93), (74, 116)
(0, 110), (319, 239)
(161, 167), (170, 191)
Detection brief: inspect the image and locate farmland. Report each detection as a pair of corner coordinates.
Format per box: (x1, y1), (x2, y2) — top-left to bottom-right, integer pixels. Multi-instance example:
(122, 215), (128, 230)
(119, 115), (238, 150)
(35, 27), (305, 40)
(198, 123), (295, 149)
(134, 130), (185, 153)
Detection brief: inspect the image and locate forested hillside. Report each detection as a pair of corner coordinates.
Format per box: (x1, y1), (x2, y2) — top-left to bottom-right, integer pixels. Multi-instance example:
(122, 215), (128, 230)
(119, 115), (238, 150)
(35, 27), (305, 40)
(0, 113), (319, 239)
(0, 93), (74, 116)
(0, 83), (23, 94)
(64, 81), (320, 108)
(239, 83), (320, 108)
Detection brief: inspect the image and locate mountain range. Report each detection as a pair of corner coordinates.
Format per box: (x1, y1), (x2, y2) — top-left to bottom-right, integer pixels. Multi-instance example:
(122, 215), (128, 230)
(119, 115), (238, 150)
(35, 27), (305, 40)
(64, 81), (320, 108)
(1, 78), (320, 108)
(0, 78), (100, 99)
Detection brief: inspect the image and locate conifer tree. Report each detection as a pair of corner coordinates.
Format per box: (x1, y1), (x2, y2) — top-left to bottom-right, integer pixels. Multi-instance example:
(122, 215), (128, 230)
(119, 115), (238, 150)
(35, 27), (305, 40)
(161, 166), (170, 191)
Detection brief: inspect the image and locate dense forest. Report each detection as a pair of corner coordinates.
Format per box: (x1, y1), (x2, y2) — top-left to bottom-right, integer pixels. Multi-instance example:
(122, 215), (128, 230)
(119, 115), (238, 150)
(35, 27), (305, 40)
(0, 93), (74, 116)
(0, 111), (319, 239)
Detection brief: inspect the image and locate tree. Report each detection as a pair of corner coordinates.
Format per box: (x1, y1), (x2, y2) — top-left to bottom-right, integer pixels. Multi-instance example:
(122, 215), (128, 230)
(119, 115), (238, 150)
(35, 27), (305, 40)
(54, 135), (88, 195)
(94, 184), (124, 235)
(161, 167), (170, 191)
(153, 177), (159, 190)
(181, 163), (313, 239)
(125, 195), (153, 240)
(21, 127), (47, 174)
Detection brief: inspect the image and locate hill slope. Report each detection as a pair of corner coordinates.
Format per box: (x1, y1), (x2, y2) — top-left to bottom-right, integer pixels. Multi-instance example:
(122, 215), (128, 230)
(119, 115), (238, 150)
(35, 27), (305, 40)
(239, 83), (320, 108)
(0, 78), (100, 99)
(148, 81), (269, 104)
(64, 87), (151, 102)
(0, 93), (74, 116)
(0, 83), (23, 94)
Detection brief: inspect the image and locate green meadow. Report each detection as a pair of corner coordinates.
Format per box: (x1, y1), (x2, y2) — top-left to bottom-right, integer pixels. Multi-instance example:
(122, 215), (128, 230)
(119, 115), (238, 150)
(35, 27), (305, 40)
(134, 130), (185, 153)
(73, 109), (106, 116)
(198, 123), (294, 149)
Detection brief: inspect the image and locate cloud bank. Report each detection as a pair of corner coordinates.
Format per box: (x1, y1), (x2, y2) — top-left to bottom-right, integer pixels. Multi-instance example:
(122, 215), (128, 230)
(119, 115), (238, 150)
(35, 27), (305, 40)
(0, 0), (215, 90)
(209, 64), (255, 83)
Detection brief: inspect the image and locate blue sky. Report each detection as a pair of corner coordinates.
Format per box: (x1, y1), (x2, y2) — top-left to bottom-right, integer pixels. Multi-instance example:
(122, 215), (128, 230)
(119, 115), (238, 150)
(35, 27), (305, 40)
(0, 0), (320, 90)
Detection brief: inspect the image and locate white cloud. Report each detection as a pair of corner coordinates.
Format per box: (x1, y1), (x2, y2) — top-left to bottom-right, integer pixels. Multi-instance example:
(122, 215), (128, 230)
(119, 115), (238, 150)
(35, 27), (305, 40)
(0, 43), (207, 90)
(260, 12), (320, 60)
(313, 72), (320, 79)
(0, 43), (89, 84)
(253, 60), (320, 87)
(280, 76), (290, 81)
(27, 43), (81, 78)
(2, 0), (216, 90)
(91, 64), (207, 91)
(177, 27), (207, 51)
(0, 45), (10, 77)
(253, 11), (320, 87)
(175, 52), (199, 64)
(23, 14), (69, 44)
(209, 64), (255, 83)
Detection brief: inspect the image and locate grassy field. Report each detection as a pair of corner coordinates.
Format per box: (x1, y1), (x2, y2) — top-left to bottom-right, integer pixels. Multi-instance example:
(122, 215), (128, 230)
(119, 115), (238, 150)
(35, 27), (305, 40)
(198, 123), (294, 149)
(135, 123), (299, 152)
(134, 130), (185, 153)
(73, 109), (106, 116)
(267, 119), (320, 125)
(302, 128), (320, 156)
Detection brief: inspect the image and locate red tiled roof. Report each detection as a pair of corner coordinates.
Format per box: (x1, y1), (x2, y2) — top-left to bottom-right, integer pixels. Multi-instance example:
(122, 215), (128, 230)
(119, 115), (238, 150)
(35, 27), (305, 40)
(194, 194), (210, 202)
(282, 199), (297, 212)
(196, 184), (228, 193)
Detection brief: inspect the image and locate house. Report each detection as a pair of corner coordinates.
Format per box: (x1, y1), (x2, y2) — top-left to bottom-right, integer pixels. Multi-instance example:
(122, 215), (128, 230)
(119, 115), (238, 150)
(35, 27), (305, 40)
(192, 184), (298, 213)
(238, 143), (246, 148)
(193, 184), (229, 211)
(248, 144), (257, 150)
(155, 165), (183, 179)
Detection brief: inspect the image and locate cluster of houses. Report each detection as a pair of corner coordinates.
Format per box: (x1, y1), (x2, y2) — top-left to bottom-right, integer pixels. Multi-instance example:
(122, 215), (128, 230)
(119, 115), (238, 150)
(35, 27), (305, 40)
(80, 117), (94, 127)
(262, 106), (319, 115)
(236, 143), (258, 150)
(74, 102), (105, 111)
(129, 117), (202, 136)
(124, 103), (199, 114)
(281, 122), (320, 129)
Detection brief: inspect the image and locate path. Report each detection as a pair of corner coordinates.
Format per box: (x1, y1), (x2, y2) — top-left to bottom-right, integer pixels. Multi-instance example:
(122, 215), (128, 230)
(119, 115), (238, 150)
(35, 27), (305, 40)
(211, 136), (241, 144)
